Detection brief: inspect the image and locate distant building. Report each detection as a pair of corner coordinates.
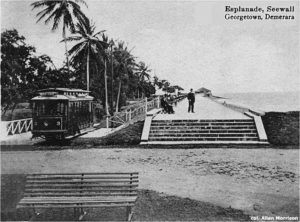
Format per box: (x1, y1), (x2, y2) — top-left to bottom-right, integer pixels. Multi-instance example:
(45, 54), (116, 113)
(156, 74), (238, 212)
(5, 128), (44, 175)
(195, 87), (212, 97)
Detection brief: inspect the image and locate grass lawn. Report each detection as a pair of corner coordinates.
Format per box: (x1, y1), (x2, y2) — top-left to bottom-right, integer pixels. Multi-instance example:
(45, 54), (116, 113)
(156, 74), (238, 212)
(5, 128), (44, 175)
(1, 174), (249, 221)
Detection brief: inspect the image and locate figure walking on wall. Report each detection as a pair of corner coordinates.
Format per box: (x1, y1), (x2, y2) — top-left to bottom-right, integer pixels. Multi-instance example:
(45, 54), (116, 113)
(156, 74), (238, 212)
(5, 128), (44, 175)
(187, 88), (195, 113)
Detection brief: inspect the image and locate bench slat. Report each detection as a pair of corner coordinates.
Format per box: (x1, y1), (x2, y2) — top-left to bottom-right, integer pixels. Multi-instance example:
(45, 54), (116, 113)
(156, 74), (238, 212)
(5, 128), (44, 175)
(20, 198), (137, 204)
(25, 188), (137, 192)
(27, 179), (139, 184)
(24, 192), (137, 197)
(21, 196), (137, 201)
(26, 184), (138, 188)
(27, 176), (138, 180)
(27, 172), (138, 176)
(17, 203), (135, 208)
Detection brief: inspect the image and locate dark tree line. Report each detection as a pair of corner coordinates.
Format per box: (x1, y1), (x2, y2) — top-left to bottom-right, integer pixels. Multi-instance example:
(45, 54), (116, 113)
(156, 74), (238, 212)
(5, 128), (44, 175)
(1, 0), (183, 118)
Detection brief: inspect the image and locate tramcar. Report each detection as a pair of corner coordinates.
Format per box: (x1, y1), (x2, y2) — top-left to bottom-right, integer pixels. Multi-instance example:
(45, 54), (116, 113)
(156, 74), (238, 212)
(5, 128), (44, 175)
(31, 88), (94, 140)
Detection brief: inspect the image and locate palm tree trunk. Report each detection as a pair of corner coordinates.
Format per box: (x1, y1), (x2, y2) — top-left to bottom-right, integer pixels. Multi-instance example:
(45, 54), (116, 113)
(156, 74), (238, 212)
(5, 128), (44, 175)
(110, 45), (114, 113)
(87, 47), (90, 91)
(116, 80), (121, 112)
(62, 23), (70, 73)
(104, 60), (109, 116)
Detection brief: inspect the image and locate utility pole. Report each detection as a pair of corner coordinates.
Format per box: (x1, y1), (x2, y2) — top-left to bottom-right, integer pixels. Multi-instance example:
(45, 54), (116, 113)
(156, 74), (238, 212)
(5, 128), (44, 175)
(116, 81), (121, 113)
(105, 59), (110, 128)
(87, 48), (90, 91)
(110, 42), (114, 114)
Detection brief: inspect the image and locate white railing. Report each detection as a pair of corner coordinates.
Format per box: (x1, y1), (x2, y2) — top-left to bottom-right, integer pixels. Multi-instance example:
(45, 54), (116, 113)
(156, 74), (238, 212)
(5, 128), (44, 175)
(5, 118), (33, 136)
(107, 97), (160, 128)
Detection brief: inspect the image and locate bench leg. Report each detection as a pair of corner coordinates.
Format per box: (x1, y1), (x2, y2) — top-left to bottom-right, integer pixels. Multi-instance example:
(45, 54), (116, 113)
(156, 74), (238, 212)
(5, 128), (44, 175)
(78, 206), (87, 221)
(74, 207), (79, 220)
(74, 205), (87, 221)
(126, 206), (133, 221)
(29, 207), (41, 221)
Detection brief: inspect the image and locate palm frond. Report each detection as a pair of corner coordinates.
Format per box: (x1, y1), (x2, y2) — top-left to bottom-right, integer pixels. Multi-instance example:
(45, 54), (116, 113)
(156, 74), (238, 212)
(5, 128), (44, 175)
(61, 35), (83, 42)
(71, 3), (89, 27)
(44, 7), (60, 25)
(76, 22), (88, 36)
(93, 30), (106, 37)
(69, 41), (87, 58)
(35, 5), (54, 18)
(52, 11), (62, 30)
(31, 0), (58, 9)
(63, 9), (75, 32)
(72, 0), (88, 8)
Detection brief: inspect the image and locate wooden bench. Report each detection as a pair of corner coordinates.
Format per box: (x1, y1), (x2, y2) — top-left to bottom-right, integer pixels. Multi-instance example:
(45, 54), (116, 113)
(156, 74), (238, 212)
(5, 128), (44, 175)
(17, 172), (139, 221)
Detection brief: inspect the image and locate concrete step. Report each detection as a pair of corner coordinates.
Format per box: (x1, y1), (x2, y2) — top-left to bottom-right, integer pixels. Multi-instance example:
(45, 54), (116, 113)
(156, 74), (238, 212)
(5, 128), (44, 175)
(143, 141), (269, 145)
(149, 133), (258, 137)
(149, 129), (257, 134)
(152, 119), (254, 123)
(151, 122), (255, 126)
(150, 126), (256, 130)
(147, 118), (261, 143)
(148, 137), (259, 141)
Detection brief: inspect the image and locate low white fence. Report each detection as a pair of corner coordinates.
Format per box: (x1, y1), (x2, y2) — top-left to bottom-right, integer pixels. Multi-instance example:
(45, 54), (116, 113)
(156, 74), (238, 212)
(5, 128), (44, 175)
(3, 118), (33, 136)
(107, 97), (160, 128)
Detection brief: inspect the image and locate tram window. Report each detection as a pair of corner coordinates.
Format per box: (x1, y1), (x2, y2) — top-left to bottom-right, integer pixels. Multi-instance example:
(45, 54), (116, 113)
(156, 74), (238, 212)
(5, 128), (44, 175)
(34, 101), (66, 115)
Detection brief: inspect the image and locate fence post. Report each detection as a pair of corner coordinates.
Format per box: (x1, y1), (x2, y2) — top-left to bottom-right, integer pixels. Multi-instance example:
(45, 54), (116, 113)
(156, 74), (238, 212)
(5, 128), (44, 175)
(129, 109), (132, 121)
(156, 96), (160, 108)
(145, 97), (148, 114)
(106, 115), (110, 129)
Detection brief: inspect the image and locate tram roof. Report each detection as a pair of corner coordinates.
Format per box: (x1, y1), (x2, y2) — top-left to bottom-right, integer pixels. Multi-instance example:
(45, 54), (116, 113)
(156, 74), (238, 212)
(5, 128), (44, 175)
(38, 88), (90, 93)
(32, 88), (93, 101)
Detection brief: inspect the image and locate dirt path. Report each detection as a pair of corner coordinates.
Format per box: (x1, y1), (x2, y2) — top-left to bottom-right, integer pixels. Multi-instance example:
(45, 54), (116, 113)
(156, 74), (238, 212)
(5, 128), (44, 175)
(1, 148), (299, 217)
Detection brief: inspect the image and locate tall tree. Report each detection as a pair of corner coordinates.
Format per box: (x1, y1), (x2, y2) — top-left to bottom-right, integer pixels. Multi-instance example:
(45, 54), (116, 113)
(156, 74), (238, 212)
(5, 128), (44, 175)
(135, 62), (151, 98)
(100, 34), (110, 116)
(64, 19), (107, 90)
(31, 0), (88, 72)
(113, 41), (136, 112)
(109, 39), (115, 112)
(1, 29), (75, 117)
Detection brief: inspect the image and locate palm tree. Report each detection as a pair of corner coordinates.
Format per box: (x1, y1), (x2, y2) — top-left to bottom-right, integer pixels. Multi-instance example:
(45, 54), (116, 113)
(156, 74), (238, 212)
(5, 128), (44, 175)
(153, 75), (164, 89)
(135, 61), (151, 98)
(108, 39), (115, 112)
(31, 0), (88, 72)
(113, 41), (136, 112)
(100, 34), (110, 117)
(64, 19), (107, 90)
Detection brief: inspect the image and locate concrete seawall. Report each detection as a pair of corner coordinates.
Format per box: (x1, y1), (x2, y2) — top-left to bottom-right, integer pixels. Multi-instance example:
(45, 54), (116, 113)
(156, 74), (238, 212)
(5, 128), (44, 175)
(262, 111), (299, 146)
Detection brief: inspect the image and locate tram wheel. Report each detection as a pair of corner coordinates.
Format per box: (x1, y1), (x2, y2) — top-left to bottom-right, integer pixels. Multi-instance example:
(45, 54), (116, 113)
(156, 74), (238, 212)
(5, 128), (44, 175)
(45, 135), (55, 142)
(45, 134), (65, 141)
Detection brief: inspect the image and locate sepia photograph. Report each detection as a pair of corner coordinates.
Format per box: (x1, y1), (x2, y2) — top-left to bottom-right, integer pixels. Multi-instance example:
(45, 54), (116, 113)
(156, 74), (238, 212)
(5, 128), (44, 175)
(1, 0), (299, 221)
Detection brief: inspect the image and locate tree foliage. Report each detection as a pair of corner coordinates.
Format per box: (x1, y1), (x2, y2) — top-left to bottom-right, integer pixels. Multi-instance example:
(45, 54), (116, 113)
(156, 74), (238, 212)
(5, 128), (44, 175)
(1, 29), (81, 114)
(2, 1), (184, 119)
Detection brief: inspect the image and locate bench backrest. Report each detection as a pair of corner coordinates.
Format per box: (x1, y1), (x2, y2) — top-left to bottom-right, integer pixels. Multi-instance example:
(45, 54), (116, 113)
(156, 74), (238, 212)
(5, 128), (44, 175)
(24, 172), (139, 197)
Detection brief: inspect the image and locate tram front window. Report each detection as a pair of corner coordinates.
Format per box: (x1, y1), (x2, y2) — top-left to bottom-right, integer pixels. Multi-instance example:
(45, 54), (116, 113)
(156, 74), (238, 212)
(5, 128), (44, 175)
(34, 101), (66, 116)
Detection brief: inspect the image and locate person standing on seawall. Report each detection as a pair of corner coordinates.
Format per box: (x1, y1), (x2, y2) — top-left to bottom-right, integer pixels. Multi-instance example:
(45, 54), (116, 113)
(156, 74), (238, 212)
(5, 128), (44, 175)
(187, 88), (195, 113)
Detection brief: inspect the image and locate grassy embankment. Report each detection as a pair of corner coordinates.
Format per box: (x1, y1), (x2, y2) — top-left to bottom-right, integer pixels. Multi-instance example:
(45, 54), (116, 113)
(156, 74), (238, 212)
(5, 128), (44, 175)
(1, 174), (249, 221)
(72, 121), (145, 147)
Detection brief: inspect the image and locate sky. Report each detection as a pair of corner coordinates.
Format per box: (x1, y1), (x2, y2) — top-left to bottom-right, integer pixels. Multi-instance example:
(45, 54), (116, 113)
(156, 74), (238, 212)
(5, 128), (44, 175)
(1, 0), (299, 94)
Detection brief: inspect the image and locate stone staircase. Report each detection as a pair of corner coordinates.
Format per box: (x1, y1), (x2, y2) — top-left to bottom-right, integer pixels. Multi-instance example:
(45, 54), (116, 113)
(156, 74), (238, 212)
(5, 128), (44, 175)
(147, 119), (268, 144)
